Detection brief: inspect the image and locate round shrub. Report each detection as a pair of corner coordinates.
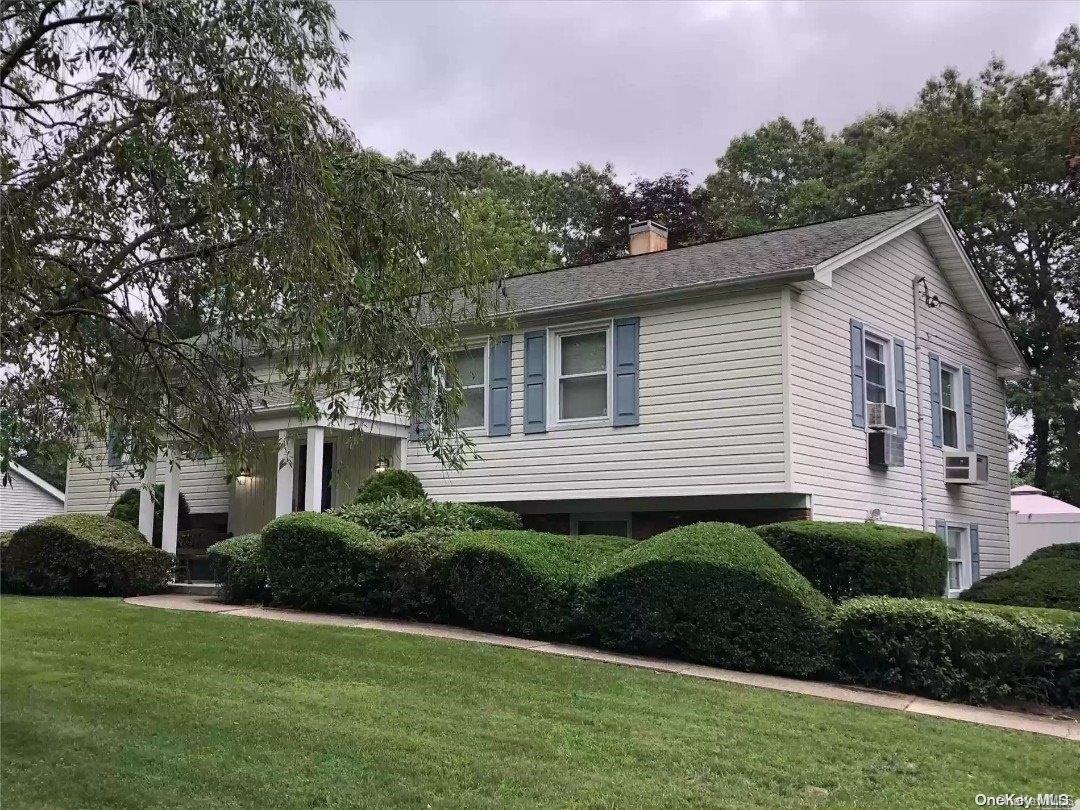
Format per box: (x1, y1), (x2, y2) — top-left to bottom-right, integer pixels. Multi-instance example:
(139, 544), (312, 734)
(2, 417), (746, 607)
(755, 520), (947, 601)
(354, 469), (425, 504)
(1026, 543), (1080, 563)
(333, 496), (465, 539)
(262, 512), (379, 612)
(577, 522), (833, 676)
(453, 503), (522, 531)
(208, 534), (266, 604)
(108, 485), (191, 546)
(2, 514), (172, 596)
(376, 526), (456, 620)
(441, 530), (580, 638)
(959, 553), (1080, 612)
(832, 597), (1077, 707)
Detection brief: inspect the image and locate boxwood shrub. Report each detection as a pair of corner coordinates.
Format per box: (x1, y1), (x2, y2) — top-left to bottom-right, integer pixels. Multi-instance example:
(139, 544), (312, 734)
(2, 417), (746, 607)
(2, 514), (172, 596)
(108, 485), (191, 545)
(755, 520), (947, 601)
(439, 530), (623, 639)
(1026, 543), (1080, 563)
(577, 522), (833, 677)
(333, 497), (523, 539)
(376, 526), (456, 620)
(832, 597), (1078, 707)
(354, 469), (425, 504)
(207, 534), (266, 604)
(959, 552), (1080, 612)
(262, 512), (379, 612)
(453, 503), (522, 531)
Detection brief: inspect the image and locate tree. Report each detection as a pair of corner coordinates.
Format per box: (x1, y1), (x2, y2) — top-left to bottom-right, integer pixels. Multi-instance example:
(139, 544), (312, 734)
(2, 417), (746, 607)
(704, 27), (1080, 503)
(2, 1), (509, 479)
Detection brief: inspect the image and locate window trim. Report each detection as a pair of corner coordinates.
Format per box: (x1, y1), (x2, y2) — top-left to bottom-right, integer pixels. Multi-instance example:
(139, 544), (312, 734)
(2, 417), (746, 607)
(937, 359), (965, 451)
(450, 340), (489, 435)
(570, 513), (632, 538)
(547, 319), (613, 429)
(943, 521), (972, 598)
(862, 329), (895, 418)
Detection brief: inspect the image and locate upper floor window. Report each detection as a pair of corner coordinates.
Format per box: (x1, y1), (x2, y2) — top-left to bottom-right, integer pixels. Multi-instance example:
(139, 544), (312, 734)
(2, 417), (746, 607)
(939, 363), (961, 449)
(555, 326), (610, 422)
(864, 334), (890, 407)
(453, 345), (486, 430)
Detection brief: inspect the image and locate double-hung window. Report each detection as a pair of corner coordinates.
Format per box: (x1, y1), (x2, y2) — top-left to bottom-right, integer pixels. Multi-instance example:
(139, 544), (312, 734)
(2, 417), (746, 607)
(555, 326), (610, 422)
(945, 523), (970, 597)
(863, 334), (890, 409)
(453, 345), (487, 430)
(939, 363), (961, 449)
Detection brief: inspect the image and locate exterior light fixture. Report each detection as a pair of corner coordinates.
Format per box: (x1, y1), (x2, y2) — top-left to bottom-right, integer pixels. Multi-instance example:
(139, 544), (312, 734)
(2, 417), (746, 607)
(374, 456), (390, 474)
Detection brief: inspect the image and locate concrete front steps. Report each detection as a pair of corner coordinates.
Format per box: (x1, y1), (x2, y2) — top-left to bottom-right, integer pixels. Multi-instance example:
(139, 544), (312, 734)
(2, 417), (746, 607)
(167, 581), (219, 597)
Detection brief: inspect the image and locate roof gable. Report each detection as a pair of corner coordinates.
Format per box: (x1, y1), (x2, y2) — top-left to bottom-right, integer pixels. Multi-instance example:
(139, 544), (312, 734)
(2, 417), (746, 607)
(7, 464), (66, 503)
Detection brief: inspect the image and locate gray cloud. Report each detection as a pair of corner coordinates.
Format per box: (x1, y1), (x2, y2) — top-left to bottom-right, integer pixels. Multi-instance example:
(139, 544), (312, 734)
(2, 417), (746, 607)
(328, 0), (1077, 181)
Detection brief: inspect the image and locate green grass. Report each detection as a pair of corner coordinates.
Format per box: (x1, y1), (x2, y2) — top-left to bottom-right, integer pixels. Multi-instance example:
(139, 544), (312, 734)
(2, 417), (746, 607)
(2, 596), (1077, 809)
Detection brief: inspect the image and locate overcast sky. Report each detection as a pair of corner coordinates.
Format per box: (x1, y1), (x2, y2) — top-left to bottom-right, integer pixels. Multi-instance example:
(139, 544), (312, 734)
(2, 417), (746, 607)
(327, 0), (1077, 182)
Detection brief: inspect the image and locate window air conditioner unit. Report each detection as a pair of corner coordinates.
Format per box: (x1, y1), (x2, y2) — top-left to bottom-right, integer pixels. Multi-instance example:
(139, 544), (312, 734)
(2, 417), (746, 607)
(943, 451), (989, 485)
(868, 431), (903, 468)
(866, 402), (897, 431)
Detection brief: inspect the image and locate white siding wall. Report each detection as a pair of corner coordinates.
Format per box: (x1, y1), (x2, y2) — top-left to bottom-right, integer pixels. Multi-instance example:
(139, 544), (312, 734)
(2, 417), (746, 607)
(789, 231), (1011, 576)
(0, 471), (65, 531)
(64, 443), (230, 515)
(408, 289), (789, 501)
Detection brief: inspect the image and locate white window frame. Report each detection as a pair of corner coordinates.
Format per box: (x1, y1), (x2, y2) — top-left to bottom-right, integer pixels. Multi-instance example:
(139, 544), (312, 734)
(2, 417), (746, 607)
(943, 522), (971, 598)
(570, 513), (632, 538)
(862, 330), (894, 420)
(938, 359), (964, 451)
(547, 320), (613, 429)
(450, 340), (489, 434)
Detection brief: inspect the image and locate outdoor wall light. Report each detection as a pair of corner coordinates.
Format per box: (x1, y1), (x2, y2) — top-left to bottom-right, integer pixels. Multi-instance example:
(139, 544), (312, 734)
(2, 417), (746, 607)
(374, 456), (390, 473)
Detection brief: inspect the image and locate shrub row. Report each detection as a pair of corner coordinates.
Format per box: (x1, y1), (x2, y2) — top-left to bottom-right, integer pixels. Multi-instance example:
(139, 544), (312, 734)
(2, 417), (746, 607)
(960, 544), (1080, 612)
(207, 534), (266, 603)
(756, 520), (947, 601)
(2, 514), (172, 596)
(331, 496), (522, 539)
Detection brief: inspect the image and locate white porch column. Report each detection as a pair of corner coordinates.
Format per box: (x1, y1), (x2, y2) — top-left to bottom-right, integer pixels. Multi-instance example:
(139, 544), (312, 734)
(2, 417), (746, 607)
(137, 458), (159, 542)
(304, 426), (324, 512)
(275, 430), (295, 517)
(161, 456), (181, 554)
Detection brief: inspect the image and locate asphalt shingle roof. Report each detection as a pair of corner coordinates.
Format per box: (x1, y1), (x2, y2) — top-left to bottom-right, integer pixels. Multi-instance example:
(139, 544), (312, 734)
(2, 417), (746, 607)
(500, 206), (928, 315)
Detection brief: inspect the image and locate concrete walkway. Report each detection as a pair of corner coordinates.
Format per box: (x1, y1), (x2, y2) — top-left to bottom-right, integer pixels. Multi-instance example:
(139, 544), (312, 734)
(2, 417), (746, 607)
(125, 593), (1080, 741)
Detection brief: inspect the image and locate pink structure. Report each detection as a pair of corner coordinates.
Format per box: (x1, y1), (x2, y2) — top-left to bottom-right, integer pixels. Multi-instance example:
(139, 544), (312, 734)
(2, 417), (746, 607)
(1009, 485), (1080, 565)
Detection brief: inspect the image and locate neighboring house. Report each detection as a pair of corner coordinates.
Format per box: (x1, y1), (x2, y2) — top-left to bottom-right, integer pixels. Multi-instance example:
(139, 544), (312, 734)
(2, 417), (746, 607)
(1009, 485), (1080, 566)
(64, 204), (1026, 592)
(1, 463), (66, 532)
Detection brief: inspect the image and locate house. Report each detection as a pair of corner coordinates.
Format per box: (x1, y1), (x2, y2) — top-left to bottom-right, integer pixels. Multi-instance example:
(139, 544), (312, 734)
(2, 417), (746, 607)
(64, 204), (1026, 593)
(1, 463), (66, 532)
(1009, 485), (1080, 566)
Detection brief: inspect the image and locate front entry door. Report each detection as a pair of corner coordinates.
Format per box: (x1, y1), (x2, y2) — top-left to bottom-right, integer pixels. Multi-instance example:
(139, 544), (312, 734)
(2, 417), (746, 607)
(294, 440), (335, 511)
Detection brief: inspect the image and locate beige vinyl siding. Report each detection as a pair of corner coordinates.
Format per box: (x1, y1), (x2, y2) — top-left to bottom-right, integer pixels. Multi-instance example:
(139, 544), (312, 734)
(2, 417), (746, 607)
(0, 470), (65, 531)
(408, 289), (788, 501)
(64, 443), (230, 516)
(789, 230), (1011, 577)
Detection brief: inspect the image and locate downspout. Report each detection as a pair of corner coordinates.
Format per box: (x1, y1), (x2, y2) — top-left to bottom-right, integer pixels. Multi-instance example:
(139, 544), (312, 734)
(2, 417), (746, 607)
(913, 276), (928, 531)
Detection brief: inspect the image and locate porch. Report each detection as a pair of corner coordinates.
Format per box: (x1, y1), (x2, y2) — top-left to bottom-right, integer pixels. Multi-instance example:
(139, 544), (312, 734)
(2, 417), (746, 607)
(139, 409), (408, 557)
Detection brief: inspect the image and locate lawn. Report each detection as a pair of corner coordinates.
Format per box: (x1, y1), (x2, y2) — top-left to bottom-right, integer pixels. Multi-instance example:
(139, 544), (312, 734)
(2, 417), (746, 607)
(2, 597), (1077, 808)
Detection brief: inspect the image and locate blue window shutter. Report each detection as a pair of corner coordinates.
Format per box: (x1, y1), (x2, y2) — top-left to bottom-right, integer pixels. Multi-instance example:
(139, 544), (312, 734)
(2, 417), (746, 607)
(929, 353), (942, 448)
(893, 339), (907, 439)
(935, 520), (948, 595)
(850, 320), (865, 428)
(613, 317), (640, 427)
(962, 366), (975, 451)
(488, 335), (512, 437)
(106, 424), (123, 467)
(523, 330), (547, 434)
(969, 523), (981, 583)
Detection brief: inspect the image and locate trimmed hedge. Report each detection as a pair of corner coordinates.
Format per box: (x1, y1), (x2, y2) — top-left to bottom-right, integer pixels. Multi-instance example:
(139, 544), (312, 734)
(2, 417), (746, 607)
(354, 469), (425, 504)
(832, 597), (1078, 707)
(439, 530), (632, 638)
(108, 485), (191, 545)
(577, 523), (833, 677)
(208, 534), (266, 604)
(755, 521), (947, 601)
(959, 553), (1080, 612)
(262, 512), (379, 612)
(1027, 543), (1080, 563)
(1, 514), (172, 596)
(376, 526), (456, 620)
(333, 497), (522, 539)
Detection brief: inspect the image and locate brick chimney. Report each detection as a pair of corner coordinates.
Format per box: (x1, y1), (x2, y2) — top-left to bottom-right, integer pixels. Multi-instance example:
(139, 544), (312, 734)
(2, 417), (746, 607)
(629, 220), (669, 255)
